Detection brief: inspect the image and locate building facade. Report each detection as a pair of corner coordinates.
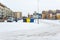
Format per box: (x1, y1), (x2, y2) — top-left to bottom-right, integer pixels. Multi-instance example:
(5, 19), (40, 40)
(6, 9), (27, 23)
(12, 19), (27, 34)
(13, 12), (22, 20)
(56, 10), (60, 19)
(42, 11), (47, 19)
(0, 3), (13, 21)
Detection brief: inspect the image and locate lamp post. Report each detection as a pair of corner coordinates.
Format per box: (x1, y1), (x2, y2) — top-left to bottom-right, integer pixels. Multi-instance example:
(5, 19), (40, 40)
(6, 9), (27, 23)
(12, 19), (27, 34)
(37, 0), (39, 24)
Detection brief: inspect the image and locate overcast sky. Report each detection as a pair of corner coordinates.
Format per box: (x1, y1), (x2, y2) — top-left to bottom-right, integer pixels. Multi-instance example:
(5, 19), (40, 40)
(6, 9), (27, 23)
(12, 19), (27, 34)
(0, 0), (60, 16)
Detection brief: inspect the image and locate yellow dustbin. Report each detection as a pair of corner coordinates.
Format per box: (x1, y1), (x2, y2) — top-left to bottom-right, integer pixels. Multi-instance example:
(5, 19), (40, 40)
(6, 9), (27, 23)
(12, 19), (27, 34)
(26, 18), (30, 23)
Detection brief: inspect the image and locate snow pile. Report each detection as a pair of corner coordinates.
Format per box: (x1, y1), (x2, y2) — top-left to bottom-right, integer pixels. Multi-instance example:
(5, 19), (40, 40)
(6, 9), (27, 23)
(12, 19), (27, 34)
(0, 19), (60, 40)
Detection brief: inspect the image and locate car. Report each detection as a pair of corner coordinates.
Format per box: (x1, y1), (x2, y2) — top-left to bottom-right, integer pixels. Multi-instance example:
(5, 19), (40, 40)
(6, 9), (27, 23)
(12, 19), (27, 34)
(7, 16), (15, 22)
(14, 18), (18, 22)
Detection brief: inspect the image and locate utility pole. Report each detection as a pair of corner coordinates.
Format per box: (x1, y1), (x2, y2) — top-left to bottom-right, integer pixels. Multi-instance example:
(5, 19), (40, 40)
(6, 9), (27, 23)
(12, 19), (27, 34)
(37, 0), (39, 24)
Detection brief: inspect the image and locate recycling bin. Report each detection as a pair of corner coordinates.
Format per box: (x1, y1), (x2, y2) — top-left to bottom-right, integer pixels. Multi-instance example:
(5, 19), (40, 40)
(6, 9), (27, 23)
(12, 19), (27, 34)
(26, 18), (30, 23)
(23, 18), (26, 22)
(30, 18), (34, 22)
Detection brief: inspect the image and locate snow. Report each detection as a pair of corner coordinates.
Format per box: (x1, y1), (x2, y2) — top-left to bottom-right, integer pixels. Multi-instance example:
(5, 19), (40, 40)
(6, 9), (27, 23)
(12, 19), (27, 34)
(0, 19), (60, 40)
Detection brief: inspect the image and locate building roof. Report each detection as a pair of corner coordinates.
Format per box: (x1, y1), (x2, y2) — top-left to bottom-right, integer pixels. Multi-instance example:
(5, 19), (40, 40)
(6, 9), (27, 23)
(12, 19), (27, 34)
(56, 10), (60, 13)
(48, 10), (53, 13)
(42, 11), (48, 14)
(0, 3), (7, 8)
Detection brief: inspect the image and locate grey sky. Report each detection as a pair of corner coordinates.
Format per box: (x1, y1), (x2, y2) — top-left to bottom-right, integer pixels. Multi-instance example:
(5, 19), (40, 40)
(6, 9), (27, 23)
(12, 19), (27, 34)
(0, 0), (60, 16)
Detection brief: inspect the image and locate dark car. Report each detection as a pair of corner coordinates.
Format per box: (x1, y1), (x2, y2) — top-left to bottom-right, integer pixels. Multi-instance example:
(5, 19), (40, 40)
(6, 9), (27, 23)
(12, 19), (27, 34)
(14, 18), (18, 22)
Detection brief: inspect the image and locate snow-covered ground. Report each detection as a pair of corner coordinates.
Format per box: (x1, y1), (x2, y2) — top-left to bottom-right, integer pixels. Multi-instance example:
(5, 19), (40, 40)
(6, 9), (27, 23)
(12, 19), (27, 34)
(0, 19), (60, 40)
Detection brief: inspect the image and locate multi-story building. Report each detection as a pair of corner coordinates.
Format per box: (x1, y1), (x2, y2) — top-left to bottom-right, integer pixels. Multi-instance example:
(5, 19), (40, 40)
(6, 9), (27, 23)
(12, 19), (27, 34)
(48, 10), (56, 20)
(42, 11), (47, 19)
(0, 3), (13, 21)
(13, 12), (22, 20)
(42, 10), (57, 20)
(56, 10), (60, 19)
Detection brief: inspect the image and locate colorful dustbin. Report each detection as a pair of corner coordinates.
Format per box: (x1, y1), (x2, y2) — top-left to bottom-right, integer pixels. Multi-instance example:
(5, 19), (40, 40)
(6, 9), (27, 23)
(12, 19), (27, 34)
(26, 18), (30, 23)
(30, 18), (34, 22)
(23, 18), (34, 23)
(23, 18), (26, 22)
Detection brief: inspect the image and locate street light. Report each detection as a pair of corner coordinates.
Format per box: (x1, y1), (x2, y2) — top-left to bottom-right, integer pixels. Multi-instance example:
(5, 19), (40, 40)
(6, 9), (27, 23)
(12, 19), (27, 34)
(37, 0), (39, 24)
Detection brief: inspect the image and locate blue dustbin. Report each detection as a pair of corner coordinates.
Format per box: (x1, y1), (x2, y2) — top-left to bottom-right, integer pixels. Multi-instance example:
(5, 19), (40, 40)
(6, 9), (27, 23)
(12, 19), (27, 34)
(30, 18), (34, 22)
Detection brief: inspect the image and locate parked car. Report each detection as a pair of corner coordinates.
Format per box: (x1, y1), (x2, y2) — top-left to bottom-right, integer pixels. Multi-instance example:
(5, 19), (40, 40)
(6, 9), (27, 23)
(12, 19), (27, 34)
(7, 16), (15, 22)
(14, 18), (18, 22)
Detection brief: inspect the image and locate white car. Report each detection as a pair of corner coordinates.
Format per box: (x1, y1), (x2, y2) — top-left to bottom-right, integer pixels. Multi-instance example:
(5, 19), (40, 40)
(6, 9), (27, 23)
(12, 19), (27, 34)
(7, 17), (15, 22)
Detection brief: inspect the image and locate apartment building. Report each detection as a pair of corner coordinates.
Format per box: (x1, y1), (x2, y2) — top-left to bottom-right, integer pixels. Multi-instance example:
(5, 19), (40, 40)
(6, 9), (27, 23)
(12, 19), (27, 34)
(13, 12), (22, 20)
(42, 10), (57, 20)
(56, 10), (60, 19)
(0, 3), (13, 21)
(42, 11), (47, 19)
(48, 10), (57, 20)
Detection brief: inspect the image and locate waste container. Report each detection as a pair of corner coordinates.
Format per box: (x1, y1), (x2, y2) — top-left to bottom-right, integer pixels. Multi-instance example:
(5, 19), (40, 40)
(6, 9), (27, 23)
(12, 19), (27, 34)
(30, 18), (34, 22)
(23, 18), (26, 22)
(26, 18), (30, 23)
